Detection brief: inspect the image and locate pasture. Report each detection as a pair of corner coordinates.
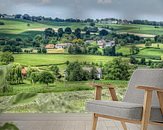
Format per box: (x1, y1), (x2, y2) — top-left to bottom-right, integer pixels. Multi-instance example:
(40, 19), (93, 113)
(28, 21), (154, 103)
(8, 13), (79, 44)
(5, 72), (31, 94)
(14, 54), (115, 66)
(0, 19), (88, 38)
(97, 23), (163, 36)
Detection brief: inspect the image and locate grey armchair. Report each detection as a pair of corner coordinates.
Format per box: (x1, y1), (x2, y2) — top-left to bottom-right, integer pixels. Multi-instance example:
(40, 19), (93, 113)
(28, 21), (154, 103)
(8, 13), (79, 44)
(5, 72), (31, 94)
(87, 69), (163, 130)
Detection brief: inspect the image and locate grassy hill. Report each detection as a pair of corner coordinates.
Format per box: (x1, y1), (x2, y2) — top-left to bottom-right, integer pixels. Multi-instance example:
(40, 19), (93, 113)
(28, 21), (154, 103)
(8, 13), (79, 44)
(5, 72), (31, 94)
(97, 23), (163, 36)
(1, 19), (163, 39)
(0, 19), (88, 38)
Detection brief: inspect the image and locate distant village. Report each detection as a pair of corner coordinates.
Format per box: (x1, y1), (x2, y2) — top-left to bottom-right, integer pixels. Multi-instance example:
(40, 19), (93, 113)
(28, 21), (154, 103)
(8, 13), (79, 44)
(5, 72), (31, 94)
(45, 40), (115, 50)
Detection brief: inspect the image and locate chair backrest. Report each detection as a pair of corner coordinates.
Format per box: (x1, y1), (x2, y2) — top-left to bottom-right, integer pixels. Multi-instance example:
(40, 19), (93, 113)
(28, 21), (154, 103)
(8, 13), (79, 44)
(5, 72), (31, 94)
(123, 69), (163, 107)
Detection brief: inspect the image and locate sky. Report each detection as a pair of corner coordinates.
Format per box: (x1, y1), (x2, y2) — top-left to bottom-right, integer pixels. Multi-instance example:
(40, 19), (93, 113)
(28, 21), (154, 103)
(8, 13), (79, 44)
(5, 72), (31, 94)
(0, 0), (163, 21)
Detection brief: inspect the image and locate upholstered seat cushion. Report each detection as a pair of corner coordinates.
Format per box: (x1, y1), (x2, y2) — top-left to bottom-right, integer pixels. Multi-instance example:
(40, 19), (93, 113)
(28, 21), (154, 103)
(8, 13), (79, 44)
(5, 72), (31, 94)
(86, 100), (163, 122)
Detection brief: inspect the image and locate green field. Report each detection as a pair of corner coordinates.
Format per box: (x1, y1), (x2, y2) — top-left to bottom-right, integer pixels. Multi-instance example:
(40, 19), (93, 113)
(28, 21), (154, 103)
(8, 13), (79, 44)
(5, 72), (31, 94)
(1, 19), (163, 39)
(0, 19), (88, 38)
(98, 23), (163, 35)
(116, 46), (131, 55)
(14, 54), (115, 66)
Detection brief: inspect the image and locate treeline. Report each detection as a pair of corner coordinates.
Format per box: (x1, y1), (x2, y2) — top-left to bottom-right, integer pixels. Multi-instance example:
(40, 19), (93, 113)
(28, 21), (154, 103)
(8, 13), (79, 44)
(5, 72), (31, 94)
(1, 13), (163, 26)
(131, 20), (163, 26)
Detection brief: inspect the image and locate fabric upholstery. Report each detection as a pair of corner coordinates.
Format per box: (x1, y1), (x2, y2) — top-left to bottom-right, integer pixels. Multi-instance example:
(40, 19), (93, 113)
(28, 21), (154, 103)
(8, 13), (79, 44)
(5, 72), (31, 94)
(123, 69), (163, 107)
(87, 100), (163, 122)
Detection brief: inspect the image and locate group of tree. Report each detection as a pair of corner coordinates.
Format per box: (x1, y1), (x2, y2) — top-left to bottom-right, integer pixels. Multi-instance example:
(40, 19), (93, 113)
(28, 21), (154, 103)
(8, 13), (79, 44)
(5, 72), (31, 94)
(65, 62), (98, 81)
(154, 35), (163, 43)
(1, 39), (23, 53)
(29, 70), (55, 87)
(130, 56), (146, 65)
(130, 45), (139, 55)
(37, 48), (47, 54)
(103, 58), (136, 80)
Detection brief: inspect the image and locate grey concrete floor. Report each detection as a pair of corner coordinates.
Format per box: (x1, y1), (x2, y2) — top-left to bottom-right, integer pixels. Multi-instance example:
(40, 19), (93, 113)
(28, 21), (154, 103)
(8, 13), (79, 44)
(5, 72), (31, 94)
(0, 113), (140, 130)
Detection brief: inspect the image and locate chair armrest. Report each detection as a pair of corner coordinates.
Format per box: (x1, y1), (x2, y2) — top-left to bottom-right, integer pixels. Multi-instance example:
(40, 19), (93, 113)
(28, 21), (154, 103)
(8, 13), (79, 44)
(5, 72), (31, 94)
(91, 83), (118, 101)
(137, 86), (163, 92)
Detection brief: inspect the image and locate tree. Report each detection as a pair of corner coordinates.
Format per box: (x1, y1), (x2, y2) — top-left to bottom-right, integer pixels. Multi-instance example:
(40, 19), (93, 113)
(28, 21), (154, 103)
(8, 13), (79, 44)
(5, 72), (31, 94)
(103, 46), (116, 56)
(90, 22), (95, 27)
(65, 27), (72, 34)
(12, 46), (22, 53)
(0, 65), (12, 93)
(140, 58), (146, 65)
(44, 28), (55, 38)
(30, 72), (40, 84)
(50, 65), (61, 78)
(0, 22), (5, 25)
(0, 52), (14, 64)
(2, 45), (12, 52)
(130, 56), (138, 64)
(7, 63), (23, 85)
(39, 71), (55, 87)
(104, 58), (131, 80)
(99, 29), (109, 36)
(74, 28), (81, 38)
(50, 65), (59, 75)
(72, 39), (84, 44)
(66, 62), (85, 81)
(58, 28), (64, 38)
(130, 45), (139, 55)
(34, 35), (43, 44)
(42, 48), (47, 54)
(85, 30), (90, 36)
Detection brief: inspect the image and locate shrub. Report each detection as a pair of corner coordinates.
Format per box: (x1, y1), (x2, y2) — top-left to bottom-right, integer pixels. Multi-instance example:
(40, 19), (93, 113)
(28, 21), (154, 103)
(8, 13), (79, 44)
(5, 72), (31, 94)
(39, 71), (55, 87)
(0, 22), (5, 25)
(0, 52), (14, 64)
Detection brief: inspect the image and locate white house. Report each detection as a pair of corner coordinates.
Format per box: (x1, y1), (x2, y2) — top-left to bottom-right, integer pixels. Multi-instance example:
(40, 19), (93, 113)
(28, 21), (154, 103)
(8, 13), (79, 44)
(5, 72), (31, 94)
(105, 41), (116, 47)
(82, 67), (102, 79)
(55, 43), (72, 49)
(97, 40), (105, 48)
(97, 40), (115, 48)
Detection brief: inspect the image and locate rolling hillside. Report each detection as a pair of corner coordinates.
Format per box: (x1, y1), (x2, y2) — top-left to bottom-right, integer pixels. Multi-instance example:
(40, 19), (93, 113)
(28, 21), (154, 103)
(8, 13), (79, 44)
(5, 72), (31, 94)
(0, 19), (87, 38)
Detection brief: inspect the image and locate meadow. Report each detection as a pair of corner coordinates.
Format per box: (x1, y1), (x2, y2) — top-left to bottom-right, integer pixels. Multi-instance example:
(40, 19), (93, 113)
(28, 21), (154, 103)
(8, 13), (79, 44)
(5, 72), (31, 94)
(0, 80), (127, 113)
(14, 54), (115, 66)
(1, 19), (163, 39)
(0, 19), (88, 38)
(97, 23), (163, 36)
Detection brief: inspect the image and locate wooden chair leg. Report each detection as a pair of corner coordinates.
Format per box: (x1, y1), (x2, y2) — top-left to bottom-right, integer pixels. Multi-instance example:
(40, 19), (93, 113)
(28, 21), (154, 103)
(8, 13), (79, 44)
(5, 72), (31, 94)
(141, 90), (153, 130)
(121, 121), (127, 130)
(92, 113), (98, 130)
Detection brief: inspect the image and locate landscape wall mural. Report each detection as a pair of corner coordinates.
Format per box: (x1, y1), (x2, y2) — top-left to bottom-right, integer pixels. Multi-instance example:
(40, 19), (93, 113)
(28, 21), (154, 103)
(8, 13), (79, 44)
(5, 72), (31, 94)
(0, 0), (163, 113)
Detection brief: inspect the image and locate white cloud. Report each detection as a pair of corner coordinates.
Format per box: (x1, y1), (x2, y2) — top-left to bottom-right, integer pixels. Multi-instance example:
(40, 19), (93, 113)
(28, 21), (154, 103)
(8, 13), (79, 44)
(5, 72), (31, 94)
(97, 0), (112, 4)
(41, 0), (51, 4)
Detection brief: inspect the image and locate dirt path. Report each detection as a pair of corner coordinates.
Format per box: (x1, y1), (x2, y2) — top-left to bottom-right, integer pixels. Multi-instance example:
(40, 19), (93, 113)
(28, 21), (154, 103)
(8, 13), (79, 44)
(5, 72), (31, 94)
(27, 27), (58, 31)
(119, 32), (156, 38)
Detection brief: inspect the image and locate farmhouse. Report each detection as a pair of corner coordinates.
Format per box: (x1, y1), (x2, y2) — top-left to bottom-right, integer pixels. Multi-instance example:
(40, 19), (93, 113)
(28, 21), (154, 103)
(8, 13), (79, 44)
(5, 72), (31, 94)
(97, 40), (105, 48)
(85, 40), (94, 44)
(97, 40), (115, 48)
(2, 14), (15, 19)
(45, 44), (55, 49)
(105, 41), (115, 47)
(82, 67), (102, 79)
(55, 43), (72, 49)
